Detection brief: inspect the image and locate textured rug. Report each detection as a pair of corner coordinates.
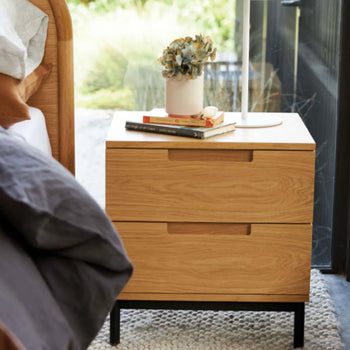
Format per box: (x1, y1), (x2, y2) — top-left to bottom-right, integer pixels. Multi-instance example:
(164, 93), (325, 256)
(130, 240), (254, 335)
(88, 270), (343, 350)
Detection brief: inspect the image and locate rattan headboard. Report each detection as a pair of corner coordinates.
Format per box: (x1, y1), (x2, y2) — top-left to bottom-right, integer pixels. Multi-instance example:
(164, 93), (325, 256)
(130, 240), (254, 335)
(27, 0), (74, 174)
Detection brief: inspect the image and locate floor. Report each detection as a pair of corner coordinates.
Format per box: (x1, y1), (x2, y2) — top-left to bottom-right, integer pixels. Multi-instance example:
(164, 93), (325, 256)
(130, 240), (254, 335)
(75, 108), (114, 209)
(324, 274), (350, 350)
(75, 109), (350, 350)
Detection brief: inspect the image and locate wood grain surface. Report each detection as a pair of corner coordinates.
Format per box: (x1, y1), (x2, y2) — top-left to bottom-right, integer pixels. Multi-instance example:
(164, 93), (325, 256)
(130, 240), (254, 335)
(106, 149), (315, 223)
(28, 0), (75, 173)
(107, 112), (315, 151)
(118, 292), (309, 303)
(106, 112), (315, 303)
(114, 222), (312, 298)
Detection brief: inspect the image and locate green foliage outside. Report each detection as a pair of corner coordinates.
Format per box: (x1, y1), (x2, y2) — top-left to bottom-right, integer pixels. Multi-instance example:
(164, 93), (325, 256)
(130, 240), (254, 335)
(67, 0), (236, 110)
(81, 45), (128, 93)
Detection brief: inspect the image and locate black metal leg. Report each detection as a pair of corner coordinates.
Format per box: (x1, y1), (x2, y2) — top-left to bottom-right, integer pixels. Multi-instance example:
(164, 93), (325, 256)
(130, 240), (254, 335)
(112, 300), (305, 347)
(293, 302), (305, 348)
(110, 300), (120, 346)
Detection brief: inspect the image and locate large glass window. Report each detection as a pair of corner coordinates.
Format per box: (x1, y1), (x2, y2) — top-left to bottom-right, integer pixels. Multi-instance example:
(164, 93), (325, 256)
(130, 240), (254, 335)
(70, 0), (235, 110)
(246, 0), (341, 267)
(70, 0), (342, 268)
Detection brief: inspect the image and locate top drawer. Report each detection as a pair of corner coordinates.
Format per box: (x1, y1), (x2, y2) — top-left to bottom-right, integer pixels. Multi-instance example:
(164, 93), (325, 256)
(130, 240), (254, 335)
(106, 148), (315, 223)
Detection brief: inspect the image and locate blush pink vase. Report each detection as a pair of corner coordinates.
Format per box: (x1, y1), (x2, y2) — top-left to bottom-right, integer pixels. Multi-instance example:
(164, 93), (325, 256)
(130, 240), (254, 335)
(165, 74), (204, 116)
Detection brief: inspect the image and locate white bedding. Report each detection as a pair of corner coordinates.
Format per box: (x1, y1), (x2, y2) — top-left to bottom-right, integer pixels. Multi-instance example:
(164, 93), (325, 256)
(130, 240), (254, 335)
(8, 107), (52, 156)
(0, 0), (48, 80)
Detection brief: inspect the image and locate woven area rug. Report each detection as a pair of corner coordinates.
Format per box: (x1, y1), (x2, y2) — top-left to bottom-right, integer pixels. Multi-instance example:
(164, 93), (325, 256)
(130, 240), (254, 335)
(88, 270), (343, 350)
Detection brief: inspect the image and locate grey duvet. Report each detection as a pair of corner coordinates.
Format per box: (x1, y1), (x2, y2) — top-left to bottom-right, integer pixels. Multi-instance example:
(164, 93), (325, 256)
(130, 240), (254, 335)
(0, 128), (133, 350)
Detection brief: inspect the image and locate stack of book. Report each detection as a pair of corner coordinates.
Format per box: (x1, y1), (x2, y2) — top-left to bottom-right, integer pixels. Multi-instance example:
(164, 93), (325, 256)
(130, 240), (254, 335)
(125, 108), (236, 139)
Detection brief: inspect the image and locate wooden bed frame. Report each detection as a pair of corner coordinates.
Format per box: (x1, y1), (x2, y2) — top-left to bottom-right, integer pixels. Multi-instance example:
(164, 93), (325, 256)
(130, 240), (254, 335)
(28, 0), (75, 174)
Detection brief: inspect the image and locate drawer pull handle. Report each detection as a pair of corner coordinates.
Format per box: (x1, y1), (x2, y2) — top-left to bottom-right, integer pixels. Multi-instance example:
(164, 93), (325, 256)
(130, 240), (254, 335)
(167, 223), (251, 235)
(168, 150), (253, 162)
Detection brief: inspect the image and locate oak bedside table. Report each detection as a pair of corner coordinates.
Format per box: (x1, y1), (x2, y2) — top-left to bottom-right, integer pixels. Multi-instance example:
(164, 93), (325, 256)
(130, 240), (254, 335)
(106, 111), (315, 348)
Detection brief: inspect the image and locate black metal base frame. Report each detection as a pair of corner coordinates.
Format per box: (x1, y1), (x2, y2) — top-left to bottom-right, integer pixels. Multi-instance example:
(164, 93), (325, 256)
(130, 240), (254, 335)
(110, 300), (305, 348)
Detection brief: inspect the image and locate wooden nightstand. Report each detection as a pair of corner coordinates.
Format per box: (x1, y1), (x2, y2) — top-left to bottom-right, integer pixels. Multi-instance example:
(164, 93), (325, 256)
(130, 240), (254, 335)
(106, 111), (315, 347)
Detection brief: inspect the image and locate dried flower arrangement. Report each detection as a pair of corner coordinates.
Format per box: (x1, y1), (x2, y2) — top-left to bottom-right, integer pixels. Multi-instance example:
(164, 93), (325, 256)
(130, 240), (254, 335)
(158, 34), (217, 80)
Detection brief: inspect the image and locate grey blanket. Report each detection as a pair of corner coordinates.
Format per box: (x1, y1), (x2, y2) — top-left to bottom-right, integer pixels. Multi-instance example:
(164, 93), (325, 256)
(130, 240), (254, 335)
(0, 128), (133, 350)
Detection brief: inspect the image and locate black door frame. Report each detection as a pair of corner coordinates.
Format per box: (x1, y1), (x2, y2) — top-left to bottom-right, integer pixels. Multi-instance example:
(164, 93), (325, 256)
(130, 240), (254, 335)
(331, 0), (350, 278)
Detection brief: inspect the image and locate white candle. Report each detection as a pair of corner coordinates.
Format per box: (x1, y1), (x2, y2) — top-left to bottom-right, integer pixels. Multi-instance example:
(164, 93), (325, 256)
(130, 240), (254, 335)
(241, 0), (250, 120)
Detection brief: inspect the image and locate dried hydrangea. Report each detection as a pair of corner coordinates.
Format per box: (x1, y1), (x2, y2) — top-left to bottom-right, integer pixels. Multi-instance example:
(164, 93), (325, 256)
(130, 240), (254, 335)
(158, 34), (217, 80)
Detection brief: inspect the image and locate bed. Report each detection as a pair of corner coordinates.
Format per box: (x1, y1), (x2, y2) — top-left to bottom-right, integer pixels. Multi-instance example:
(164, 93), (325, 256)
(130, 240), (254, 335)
(0, 1), (133, 349)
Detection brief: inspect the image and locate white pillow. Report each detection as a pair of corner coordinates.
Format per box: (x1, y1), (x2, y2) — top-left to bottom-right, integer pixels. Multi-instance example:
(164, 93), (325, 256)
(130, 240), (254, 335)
(8, 106), (52, 156)
(0, 0), (48, 80)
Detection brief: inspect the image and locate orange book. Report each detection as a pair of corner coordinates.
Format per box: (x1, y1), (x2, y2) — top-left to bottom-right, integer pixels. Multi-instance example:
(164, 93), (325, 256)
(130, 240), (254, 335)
(143, 108), (224, 128)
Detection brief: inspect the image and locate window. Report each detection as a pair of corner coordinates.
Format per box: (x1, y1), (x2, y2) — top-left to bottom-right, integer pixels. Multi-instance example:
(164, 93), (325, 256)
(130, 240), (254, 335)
(70, 0), (345, 269)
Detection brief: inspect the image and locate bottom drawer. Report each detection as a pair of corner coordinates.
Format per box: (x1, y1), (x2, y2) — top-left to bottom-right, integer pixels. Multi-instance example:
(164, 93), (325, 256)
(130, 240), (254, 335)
(115, 222), (312, 300)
